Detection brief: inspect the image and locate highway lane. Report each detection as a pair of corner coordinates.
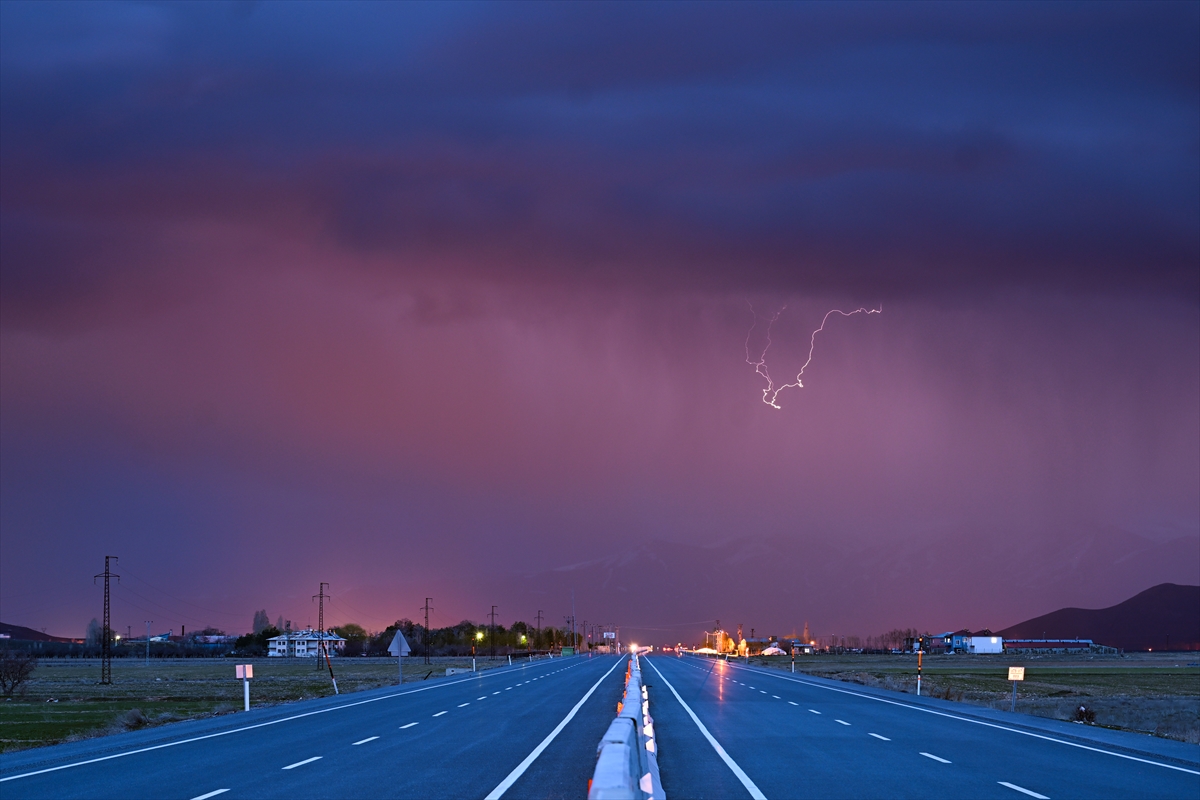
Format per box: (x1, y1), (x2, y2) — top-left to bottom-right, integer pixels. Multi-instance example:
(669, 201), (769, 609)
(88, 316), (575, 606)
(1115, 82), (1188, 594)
(0, 654), (627, 800)
(644, 655), (1200, 800)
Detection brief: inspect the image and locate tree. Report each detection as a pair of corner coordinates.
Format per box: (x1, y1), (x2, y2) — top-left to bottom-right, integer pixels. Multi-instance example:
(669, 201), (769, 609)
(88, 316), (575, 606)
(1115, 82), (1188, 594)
(252, 610), (270, 635)
(85, 618), (102, 647)
(234, 625), (280, 656)
(333, 623), (368, 657)
(0, 650), (37, 697)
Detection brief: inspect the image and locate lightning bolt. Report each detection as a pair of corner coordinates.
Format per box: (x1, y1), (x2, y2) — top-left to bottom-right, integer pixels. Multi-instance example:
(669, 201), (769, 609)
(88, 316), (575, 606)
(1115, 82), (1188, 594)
(746, 302), (881, 409)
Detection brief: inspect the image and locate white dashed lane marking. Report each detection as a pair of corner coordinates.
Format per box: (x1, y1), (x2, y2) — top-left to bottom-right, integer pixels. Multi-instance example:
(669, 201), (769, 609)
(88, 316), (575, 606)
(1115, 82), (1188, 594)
(999, 782), (1049, 799)
(190, 792), (229, 800)
(282, 757), (321, 770)
(432, 711), (448, 717)
(788, 701), (799, 706)
(921, 752), (951, 764)
(400, 722), (418, 729)
(352, 737), (378, 745)
(836, 720), (850, 726)
(458, 703), (470, 707)
(869, 733), (890, 741)
(809, 709), (821, 715)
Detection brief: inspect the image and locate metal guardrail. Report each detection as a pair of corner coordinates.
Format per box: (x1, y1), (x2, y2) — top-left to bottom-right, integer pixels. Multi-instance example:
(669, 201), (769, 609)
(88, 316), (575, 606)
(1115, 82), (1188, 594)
(588, 653), (665, 800)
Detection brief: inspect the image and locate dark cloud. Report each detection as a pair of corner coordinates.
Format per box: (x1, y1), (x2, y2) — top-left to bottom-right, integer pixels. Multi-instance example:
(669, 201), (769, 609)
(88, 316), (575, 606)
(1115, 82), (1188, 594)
(2, 0), (1197, 324)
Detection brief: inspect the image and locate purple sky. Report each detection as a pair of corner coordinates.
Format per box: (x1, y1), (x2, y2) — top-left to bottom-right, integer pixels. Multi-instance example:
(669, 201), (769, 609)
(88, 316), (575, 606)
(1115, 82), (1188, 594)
(2, 1), (1197, 645)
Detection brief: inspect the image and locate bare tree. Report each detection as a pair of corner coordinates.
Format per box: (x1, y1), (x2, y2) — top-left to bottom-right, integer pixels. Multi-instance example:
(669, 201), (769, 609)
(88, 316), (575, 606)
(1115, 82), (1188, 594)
(85, 618), (102, 647)
(252, 610), (270, 635)
(0, 650), (38, 697)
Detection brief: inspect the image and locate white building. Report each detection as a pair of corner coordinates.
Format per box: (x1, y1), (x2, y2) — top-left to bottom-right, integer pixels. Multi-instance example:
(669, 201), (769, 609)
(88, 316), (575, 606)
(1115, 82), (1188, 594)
(968, 635), (1004, 654)
(267, 629), (346, 657)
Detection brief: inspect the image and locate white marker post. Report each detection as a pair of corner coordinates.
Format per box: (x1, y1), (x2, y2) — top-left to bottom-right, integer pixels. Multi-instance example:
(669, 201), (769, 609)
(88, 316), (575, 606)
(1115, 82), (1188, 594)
(388, 630), (411, 685)
(235, 664), (253, 711)
(1008, 666), (1025, 712)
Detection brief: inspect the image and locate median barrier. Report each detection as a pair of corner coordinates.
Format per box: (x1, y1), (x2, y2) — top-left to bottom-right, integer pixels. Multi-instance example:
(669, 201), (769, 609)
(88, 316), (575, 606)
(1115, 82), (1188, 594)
(588, 653), (665, 800)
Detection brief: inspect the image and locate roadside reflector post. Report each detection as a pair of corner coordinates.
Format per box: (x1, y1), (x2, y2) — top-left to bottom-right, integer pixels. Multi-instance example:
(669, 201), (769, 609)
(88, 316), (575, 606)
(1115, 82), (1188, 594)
(1008, 666), (1025, 712)
(235, 664), (253, 711)
(916, 638), (924, 696)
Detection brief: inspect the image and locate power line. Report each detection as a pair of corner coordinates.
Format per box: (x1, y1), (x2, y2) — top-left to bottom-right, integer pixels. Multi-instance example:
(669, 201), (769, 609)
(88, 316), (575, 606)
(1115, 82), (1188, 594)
(119, 569), (245, 620)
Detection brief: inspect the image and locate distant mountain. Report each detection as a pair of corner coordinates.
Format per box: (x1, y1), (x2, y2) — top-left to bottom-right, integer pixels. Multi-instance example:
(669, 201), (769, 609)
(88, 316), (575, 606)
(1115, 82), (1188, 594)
(997, 583), (1200, 651)
(0, 622), (78, 643)
(496, 527), (1199, 645)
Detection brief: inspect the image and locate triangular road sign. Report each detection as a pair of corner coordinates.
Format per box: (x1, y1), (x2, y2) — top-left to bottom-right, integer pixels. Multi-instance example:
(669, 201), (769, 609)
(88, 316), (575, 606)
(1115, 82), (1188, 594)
(388, 630), (412, 657)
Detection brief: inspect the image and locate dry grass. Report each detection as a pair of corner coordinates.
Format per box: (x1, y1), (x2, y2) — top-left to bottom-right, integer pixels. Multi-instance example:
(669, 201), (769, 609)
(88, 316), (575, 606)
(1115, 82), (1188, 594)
(749, 652), (1200, 744)
(0, 655), (522, 752)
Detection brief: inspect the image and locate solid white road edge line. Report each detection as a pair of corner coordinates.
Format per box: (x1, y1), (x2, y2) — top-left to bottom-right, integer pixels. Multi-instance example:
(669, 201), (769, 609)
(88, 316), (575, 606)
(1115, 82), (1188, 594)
(716, 660), (1200, 776)
(282, 756), (322, 770)
(998, 781), (1050, 799)
(485, 656), (627, 800)
(352, 737), (378, 745)
(920, 752), (951, 764)
(646, 658), (768, 800)
(189, 791), (230, 800)
(0, 657), (568, 783)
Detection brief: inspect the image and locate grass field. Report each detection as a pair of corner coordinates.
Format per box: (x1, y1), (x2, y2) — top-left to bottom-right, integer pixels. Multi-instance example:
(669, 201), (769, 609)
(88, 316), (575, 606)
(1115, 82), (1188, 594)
(0, 655), (524, 753)
(747, 651), (1200, 744)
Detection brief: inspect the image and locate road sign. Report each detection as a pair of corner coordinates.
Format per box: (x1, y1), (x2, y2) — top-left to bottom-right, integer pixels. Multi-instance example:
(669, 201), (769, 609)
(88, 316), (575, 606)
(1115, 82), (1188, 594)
(235, 664), (253, 679)
(603, 631), (616, 639)
(1008, 666), (1025, 681)
(388, 631), (412, 657)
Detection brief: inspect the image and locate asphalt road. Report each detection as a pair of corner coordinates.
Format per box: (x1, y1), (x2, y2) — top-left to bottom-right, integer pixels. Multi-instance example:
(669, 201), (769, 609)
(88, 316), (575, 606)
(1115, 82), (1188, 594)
(0, 654), (628, 800)
(643, 655), (1200, 800)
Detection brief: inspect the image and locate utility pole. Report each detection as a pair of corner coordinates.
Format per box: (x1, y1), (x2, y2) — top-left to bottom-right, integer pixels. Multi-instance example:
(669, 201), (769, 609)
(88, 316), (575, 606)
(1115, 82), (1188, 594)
(313, 582), (330, 670)
(126, 625), (132, 640)
(423, 598), (433, 665)
(535, 610), (543, 651)
(144, 620), (153, 666)
(94, 556), (119, 684)
(489, 606), (498, 659)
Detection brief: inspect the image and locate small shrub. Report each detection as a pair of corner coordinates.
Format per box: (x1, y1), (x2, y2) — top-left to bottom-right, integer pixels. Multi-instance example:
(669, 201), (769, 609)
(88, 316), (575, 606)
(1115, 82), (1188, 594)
(0, 650), (38, 697)
(116, 708), (151, 730)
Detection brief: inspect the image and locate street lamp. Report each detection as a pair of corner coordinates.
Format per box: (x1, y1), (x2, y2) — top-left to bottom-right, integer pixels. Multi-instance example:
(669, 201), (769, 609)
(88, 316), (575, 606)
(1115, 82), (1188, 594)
(473, 630), (484, 672)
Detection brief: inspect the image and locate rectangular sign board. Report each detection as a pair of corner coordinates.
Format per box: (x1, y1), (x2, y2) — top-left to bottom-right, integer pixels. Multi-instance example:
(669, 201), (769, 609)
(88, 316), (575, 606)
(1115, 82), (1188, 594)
(1008, 666), (1025, 681)
(236, 664), (253, 679)
(603, 631), (616, 639)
